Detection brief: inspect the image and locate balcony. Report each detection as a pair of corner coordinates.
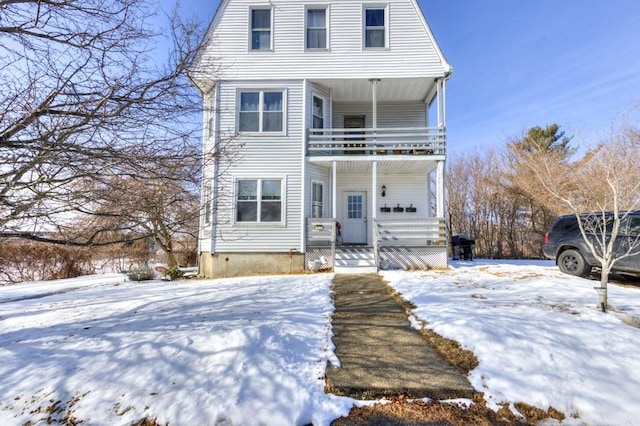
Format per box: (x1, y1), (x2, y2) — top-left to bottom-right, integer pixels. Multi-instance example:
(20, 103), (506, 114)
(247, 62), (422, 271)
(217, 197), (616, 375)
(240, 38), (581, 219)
(307, 127), (446, 157)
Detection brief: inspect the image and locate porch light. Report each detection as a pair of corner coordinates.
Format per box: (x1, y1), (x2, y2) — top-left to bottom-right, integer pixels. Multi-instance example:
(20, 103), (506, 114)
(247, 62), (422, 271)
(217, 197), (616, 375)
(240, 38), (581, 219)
(381, 184), (386, 197)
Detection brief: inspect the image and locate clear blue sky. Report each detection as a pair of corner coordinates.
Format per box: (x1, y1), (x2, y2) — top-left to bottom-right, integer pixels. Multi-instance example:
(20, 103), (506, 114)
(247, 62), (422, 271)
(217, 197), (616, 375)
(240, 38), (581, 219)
(170, 0), (640, 153)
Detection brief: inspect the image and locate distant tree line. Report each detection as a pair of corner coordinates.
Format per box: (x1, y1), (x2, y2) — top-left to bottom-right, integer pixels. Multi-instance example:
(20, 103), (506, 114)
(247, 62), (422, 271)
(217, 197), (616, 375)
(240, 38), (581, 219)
(447, 120), (640, 266)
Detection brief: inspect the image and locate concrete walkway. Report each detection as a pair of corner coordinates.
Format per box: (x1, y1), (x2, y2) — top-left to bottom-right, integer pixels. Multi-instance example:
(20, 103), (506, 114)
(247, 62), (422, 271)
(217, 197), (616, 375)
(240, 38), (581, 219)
(325, 274), (474, 400)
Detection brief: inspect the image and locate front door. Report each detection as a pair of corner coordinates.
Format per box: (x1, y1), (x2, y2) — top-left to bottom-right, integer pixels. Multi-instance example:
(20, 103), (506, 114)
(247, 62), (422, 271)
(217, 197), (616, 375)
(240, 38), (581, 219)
(344, 116), (365, 154)
(342, 191), (367, 244)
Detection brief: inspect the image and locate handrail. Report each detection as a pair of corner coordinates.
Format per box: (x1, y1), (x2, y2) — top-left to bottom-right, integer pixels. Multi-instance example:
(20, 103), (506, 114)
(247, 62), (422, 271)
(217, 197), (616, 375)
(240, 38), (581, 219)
(373, 218), (380, 271)
(375, 218), (447, 247)
(306, 218), (337, 271)
(307, 126), (446, 156)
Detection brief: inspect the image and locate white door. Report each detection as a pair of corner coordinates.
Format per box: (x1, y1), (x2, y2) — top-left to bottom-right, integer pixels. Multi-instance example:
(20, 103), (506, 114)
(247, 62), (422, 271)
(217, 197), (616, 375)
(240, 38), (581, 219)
(342, 192), (367, 244)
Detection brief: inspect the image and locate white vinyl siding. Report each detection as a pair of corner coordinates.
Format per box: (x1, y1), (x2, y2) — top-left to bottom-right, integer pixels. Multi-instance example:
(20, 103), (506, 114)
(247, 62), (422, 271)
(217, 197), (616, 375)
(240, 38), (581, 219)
(199, 0), (449, 80)
(211, 80), (304, 252)
(250, 7), (272, 50)
(238, 89), (285, 133)
(332, 101), (427, 128)
(363, 5), (388, 49)
(306, 7), (328, 49)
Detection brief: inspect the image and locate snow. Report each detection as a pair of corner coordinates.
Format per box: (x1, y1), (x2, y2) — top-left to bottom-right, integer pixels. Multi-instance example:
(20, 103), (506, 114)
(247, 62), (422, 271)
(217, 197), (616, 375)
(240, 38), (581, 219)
(1, 260), (640, 425)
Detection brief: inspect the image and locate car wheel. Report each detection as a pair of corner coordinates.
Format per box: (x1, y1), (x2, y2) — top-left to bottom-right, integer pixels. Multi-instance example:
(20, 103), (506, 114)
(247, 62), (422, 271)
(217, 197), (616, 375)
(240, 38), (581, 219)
(557, 249), (591, 277)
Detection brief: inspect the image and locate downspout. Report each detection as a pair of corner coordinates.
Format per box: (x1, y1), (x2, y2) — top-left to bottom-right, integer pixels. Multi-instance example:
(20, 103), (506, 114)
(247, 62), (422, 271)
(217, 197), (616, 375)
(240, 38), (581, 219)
(210, 82), (221, 255)
(301, 79), (308, 254)
(437, 72), (452, 219)
(370, 79), (380, 243)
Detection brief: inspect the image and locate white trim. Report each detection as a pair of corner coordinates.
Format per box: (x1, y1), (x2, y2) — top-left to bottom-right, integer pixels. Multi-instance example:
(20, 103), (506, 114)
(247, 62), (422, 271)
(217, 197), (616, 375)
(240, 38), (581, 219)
(236, 88), (287, 135)
(362, 3), (390, 50)
(311, 92), (327, 129)
(311, 180), (326, 218)
(248, 6), (274, 52)
(304, 5), (330, 51)
(232, 176), (287, 227)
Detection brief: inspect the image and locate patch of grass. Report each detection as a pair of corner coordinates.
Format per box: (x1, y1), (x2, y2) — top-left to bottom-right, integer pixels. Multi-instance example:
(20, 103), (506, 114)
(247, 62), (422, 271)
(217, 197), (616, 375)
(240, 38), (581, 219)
(132, 418), (165, 426)
(513, 402), (565, 423)
(418, 326), (479, 375)
(332, 394), (566, 425)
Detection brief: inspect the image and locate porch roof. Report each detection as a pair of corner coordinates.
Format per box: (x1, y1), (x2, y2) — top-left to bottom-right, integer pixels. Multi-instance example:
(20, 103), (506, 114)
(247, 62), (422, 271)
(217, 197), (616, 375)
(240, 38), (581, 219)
(307, 157), (441, 175)
(310, 77), (435, 103)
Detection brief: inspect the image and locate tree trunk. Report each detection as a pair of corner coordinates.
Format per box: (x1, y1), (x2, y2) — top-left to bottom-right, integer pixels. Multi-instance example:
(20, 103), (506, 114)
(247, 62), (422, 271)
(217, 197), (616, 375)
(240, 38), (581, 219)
(598, 270), (609, 313)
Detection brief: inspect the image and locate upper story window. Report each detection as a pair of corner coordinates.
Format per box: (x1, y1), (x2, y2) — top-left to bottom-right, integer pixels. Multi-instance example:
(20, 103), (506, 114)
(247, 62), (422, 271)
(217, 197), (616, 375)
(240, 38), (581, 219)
(364, 6), (387, 48)
(306, 7), (327, 49)
(312, 95), (324, 129)
(238, 90), (284, 133)
(250, 8), (272, 50)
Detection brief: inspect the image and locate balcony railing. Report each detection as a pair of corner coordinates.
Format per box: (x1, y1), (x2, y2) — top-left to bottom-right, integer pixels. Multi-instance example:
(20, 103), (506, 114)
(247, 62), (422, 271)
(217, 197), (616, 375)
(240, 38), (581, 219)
(307, 127), (446, 157)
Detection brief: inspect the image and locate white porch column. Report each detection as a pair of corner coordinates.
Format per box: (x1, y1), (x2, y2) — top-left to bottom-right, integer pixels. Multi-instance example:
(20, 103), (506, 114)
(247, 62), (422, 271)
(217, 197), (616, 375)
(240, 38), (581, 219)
(436, 79), (442, 127)
(372, 161), (377, 220)
(332, 160), (337, 218)
(436, 160), (445, 217)
(370, 79), (380, 129)
(442, 78), (447, 127)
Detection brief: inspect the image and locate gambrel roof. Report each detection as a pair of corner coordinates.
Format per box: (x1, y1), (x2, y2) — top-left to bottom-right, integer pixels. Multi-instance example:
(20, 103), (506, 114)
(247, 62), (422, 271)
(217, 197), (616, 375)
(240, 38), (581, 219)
(189, 0), (452, 95)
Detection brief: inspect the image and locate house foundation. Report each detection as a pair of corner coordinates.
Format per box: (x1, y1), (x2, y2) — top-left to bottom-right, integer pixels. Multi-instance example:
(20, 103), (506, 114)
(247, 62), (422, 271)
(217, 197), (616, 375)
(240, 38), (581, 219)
(199, 252), (306, 278)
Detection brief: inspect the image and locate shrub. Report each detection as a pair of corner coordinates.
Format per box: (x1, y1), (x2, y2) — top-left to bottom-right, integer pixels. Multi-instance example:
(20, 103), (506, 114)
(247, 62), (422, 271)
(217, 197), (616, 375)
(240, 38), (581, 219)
(126, 267), (155, 282)
(163, 266), (184, 281)
(0, 240), (94, 283)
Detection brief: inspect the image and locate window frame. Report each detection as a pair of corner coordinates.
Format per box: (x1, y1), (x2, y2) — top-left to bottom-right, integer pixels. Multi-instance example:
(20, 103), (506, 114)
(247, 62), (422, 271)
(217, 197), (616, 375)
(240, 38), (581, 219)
(234, 177), (285, 225)
(311, 94), (325, 130)
(249, 7), (273, 51)
(237, 89), (286, 134)
(203, 182), (212, 225)
(363, 4), (389, 49)
(305, 6), (329, 50)
(311, 181), (324, 219)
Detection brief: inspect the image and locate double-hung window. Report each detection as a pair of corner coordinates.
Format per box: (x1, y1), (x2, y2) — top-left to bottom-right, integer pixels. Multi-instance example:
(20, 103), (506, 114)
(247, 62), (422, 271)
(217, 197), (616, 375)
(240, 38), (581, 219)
(312, 95), (324, 129)
(236, 179), (283, 223)
(203, 183), (212, 225)
(239, 90), (284, 133)
(311, 182), (323, 218)
(306, 8), (327, 49)
(250, 8), (272, 50)
(364, 6), (386, 48)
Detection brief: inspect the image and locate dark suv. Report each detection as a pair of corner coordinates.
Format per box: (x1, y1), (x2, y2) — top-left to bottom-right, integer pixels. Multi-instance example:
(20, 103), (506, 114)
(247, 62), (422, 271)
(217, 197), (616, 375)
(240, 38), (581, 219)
(542, 212), (640, 277)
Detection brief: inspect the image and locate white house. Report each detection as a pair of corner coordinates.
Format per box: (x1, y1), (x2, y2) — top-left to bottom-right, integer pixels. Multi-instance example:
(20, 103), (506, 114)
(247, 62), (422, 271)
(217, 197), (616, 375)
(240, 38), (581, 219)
(189, 0), (452, 278)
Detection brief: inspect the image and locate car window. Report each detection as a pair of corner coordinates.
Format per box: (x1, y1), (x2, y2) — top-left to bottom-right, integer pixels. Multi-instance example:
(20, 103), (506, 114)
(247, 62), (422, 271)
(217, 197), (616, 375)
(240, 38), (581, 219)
(581, 215), (614, 234)
(554, 217), (578, 233)
(628, 216), (640, 236)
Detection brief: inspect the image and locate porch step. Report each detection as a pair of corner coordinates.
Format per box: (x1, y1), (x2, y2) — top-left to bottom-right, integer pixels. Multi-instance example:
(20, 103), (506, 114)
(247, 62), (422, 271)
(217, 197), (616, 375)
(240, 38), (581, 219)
(334, 247), (377, 273)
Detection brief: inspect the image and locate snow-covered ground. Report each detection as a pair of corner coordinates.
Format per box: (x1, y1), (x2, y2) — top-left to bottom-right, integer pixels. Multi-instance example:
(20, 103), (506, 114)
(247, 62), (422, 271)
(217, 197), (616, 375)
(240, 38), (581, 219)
(1, 260), (639, 425)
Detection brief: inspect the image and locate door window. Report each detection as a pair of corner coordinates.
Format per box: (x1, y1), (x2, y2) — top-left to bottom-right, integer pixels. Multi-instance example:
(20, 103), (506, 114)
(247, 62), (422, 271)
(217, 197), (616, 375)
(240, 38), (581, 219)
(347, 195), (363, 219)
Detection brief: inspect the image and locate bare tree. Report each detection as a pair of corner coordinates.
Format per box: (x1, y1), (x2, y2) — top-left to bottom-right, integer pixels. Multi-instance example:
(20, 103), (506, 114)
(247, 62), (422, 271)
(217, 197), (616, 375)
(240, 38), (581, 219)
(0, 0), (208, 248)
(512, 121), (640, 311)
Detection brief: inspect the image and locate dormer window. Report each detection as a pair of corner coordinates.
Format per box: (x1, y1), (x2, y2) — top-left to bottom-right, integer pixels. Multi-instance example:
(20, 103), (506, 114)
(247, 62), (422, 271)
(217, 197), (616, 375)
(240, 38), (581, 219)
(250, 8), (272, 51)
(364, 6), (387, 48)
(306, 7), (327, 49)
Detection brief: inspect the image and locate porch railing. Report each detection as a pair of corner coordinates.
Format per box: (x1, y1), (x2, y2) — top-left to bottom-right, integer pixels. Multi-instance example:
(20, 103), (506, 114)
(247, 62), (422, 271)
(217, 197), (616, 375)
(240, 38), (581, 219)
(306, 218), (337, 270)
(307, 127), (446, 157)
(374, 218), (447, 249)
